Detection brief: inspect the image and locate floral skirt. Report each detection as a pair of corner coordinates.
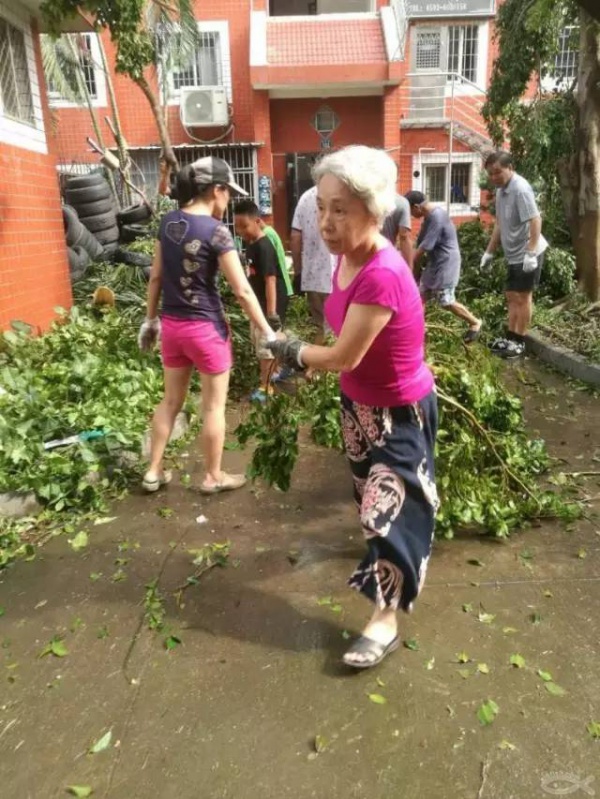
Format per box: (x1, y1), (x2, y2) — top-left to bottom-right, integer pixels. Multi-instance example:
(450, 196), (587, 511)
(341, 390), (438, 612)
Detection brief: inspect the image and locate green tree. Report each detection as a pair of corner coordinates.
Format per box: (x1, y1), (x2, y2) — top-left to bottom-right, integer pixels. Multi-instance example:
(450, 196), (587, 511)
(484, 0), (600, 300)
(41, 0), (201, 177)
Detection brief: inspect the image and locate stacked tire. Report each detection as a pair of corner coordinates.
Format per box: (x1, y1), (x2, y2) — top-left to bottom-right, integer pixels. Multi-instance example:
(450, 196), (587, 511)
(64, 172), (119, 253)
(63, 204), (106, 283)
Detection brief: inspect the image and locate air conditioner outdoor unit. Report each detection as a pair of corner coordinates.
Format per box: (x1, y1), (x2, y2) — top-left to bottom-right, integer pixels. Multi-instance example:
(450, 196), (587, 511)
(180, 87), (229, 127)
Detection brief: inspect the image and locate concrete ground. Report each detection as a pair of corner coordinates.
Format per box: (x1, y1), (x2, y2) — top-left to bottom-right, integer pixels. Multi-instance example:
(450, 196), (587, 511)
(0, 362), (598, 799)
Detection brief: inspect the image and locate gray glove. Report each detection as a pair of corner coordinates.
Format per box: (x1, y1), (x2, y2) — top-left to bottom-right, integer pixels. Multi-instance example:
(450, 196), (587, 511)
(267, 313), (282, 332)
(138, 317), (160, 352)
(267, 336), (307, 371)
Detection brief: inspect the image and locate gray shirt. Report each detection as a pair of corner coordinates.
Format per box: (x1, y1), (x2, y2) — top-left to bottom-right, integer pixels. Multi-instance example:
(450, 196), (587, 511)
(417, 206), (461, 291)
(495, 173), (548, 264)
(381, 194), (411, 244)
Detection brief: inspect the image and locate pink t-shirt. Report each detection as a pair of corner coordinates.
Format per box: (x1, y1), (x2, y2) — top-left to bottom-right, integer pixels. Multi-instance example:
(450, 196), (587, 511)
(324, 244), (434, 407)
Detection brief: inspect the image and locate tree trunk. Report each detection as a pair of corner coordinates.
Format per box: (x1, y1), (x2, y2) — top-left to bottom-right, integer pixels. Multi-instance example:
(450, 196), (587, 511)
(133, 73), (179, 183)
(97, 38), (132, 205)
(574, 14), (600, 301)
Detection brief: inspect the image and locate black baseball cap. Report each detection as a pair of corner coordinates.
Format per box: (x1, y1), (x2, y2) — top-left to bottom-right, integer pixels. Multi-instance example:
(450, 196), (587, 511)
(405, 190), (427, 206)
(190, 156), (248, 196)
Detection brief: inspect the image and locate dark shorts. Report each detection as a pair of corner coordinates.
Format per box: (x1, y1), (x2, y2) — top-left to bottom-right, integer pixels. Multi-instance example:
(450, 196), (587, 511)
(505, 252), (545, 293)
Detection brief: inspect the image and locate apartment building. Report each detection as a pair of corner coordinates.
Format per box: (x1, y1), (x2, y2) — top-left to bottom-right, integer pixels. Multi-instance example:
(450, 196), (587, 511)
(0, 0), (79, 331)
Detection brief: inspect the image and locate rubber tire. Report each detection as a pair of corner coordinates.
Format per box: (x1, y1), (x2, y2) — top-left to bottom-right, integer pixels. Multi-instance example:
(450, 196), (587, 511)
(117, 204), (152, 226)
(94, 225), (120, 245)
(79, 211), (118, 233)
(120, 223), (151, 244)
(64, 172), (106, 190)
(73, 197), (115, 218)
(113, 248), (153, 268)
(68, 245), (91, 282)
(65, 183), (112, 205)
(63, 204), (85, 248)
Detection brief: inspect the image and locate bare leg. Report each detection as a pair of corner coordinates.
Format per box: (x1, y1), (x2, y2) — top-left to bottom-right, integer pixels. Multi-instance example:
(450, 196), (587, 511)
(147, 366), (193, 477)
(506, 290), (533, 335)
(200, 370), (231, 487)
(445, 301), (482, 330)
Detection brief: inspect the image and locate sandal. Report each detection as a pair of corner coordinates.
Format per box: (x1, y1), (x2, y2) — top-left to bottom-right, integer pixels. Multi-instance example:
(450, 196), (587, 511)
(463, 327), (482, 344)
(199, 472), (247, 495)
(142, 469), (172, 493)
(342, 634), (399, 670)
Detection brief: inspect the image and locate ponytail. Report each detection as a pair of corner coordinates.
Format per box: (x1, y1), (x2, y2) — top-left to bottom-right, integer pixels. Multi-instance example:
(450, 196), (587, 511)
(175, 165), (195, 208)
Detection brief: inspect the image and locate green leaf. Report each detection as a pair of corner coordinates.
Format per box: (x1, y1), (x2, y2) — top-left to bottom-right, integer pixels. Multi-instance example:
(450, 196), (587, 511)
(537, 669), (553, 682)
(368, 693), (387, 705)
(577, 548), (587, 559)
(97, 626), (109, 640)
(376, 677), (386, 687)
(478, 612), (496, 624)
(509, 654), (526, 669)
(403, 638), (419, 651)
(157, 507), (174, 519)
(68, 531), (88, 552)
(89, 572), (102, 582)
(93, 517), (117, 526)
(66, 787), (93, 798)
(503, 626), (518, 634)
(330, 604), (343, 614)
(0, 607), (4, 617)
(39, 637), (68, 658)
(425, 657), (435, 670)
(456, 651), (470, 663)
(341, 630), (351, 640)
(462, 603), (473, 613)
(316, 597), (332, 606)
(545, 682), (567, 696)
(586, 721), (600, 740)
(543, 590), (553, 598)
(477, 699), (499, 726)
(89, 729), (112, 754)
(458, 669), (470, 679)
(314, 734), (328, 753)
(477, 663), (490, 674)
(164, 635), (181, 651)
(530, 613), (542, 625)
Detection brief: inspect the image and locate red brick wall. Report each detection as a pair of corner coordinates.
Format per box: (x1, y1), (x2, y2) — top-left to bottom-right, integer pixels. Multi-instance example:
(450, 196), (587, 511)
(0, 22), (71, 333)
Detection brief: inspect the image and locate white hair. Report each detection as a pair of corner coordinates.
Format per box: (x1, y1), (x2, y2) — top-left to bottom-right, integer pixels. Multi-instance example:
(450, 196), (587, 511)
(312, 145), (397, 224)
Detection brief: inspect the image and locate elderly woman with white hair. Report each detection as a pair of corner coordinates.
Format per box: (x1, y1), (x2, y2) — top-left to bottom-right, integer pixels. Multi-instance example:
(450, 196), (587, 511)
(268, 146), (437, 669)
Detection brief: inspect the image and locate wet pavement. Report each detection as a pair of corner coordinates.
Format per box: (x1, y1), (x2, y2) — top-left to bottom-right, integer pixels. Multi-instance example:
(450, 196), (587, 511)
(0, 362), (598, 799)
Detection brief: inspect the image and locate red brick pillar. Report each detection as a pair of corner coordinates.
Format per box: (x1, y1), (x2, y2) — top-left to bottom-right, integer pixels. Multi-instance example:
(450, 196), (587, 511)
(382, 86), (401, 189)
(252, 89), (274, 221)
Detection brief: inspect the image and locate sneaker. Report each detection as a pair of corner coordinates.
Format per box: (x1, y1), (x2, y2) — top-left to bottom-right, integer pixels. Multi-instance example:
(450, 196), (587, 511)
(500, 340), (525, 360)
(271, 365), (295, 384)
(249, 386), (273, 403)
(490, 337), (509, 353)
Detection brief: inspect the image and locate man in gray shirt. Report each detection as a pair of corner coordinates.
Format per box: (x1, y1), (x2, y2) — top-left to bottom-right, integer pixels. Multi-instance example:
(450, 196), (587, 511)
(481, 151), (548, 359)
(381, 194), (413, 269)
(406, 191), (482, 343)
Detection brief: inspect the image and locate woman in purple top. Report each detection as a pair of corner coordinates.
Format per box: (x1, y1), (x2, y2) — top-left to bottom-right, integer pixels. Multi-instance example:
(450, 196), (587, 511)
(138, 157), (275, 494)
(268, 146), (437, 669)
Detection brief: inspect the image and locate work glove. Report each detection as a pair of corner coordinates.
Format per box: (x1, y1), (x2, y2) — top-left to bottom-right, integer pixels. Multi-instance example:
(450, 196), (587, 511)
(138, 317), (161, 352)
(480, 252), (494, 271)
(267, 314), (282, 332)
(522, 252), (538, 273)
(267, 336), (307, 371)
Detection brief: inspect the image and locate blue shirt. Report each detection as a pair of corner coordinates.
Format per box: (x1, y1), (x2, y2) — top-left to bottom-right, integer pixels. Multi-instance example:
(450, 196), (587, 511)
(417, 207), (461, 291)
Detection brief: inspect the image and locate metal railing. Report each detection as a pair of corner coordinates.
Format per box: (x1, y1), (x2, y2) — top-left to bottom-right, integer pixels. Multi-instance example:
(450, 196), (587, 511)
(399, 71), (490, 210)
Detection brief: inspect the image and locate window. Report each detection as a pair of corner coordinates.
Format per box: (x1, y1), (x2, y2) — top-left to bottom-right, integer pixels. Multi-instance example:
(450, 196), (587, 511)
(554, 26), (578, 81)
(0, 16), (34, 125)
(46, 34), (98, 103)
(172, 31), (222, 91)
(424, 163), (472, 205)
(415, 30), (441, 71)
(166, 22), (231, 102)
(447, 24), (479, 83)
(312, 106), (339, 136)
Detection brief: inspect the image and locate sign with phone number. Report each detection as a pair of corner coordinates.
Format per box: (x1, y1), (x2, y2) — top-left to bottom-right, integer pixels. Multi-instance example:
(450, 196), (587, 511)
(407, 0), (495, 16)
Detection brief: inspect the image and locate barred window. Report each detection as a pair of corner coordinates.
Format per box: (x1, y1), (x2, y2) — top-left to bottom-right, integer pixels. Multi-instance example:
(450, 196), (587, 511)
(46, 34), (98, 102)
(447, 24), (479, 83)
(172, 31), (222, 91)
(0, 16), (34, 125)
(415, 30), (442, 71)
(424, 163), (472, 205)
(554, 26), (578, 81)
(425, 165), (446, 203)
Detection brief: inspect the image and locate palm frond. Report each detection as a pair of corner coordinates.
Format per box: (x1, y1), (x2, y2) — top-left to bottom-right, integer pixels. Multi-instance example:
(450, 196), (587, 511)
(41, 33), (86, 105)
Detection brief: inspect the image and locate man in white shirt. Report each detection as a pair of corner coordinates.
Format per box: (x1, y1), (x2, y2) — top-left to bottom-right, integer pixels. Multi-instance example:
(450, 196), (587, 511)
(290, 186), (334, 345)
(481, 151), (548, 360)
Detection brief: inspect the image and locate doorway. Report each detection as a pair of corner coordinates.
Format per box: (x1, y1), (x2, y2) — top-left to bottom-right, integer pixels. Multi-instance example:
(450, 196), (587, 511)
(285, 152), (320, 228)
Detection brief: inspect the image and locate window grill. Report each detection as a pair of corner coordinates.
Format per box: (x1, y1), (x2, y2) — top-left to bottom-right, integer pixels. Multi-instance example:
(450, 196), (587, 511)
(554, 26), (578, 81)
(425, 165), (446, 203)
(447, 24), (478, 83)
(172, 31), (222, 91)
(0, 16), (34, 124)
(450, 163), (471, 204)
(415, 30), (441, 71)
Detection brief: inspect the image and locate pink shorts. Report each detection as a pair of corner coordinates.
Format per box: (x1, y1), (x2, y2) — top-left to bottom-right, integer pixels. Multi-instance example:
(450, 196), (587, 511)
(161, 316), (232, 374)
